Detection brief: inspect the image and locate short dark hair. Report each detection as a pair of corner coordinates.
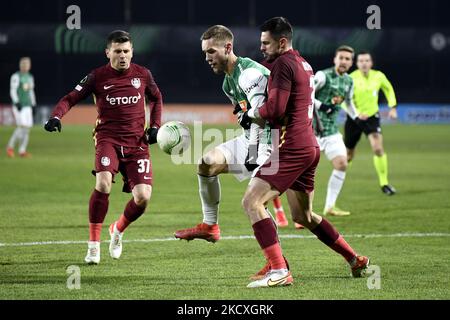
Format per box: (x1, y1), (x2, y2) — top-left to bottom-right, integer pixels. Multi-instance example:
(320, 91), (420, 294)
(201, 25), (234, 43)
(335, 45), (355, 57)
(260, 17), (293, 42)
(107, 30), (132, 48)
(357, 50), (372, 57)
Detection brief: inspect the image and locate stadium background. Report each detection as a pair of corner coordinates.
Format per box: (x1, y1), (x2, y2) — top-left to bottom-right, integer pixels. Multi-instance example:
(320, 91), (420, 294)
(1, 0), (450, 301)
(1, 0), (450, 125)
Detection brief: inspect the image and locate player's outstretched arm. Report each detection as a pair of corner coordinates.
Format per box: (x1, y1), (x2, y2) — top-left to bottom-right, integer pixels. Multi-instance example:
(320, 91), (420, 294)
(44, 73), (95, 134)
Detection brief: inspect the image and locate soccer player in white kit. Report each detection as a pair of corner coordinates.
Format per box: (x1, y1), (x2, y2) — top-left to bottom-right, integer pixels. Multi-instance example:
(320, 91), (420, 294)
(174, 25), (288, 280)
(6, 57), (36, 158)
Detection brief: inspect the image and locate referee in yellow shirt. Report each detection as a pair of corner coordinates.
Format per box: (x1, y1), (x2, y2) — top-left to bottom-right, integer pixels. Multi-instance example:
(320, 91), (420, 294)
(344, 51), (397, 195)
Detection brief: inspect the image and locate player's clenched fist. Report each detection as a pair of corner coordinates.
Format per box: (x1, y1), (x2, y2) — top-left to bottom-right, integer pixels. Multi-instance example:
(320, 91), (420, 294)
(331, 95), (344, 105)
(44, 117), (61, 132)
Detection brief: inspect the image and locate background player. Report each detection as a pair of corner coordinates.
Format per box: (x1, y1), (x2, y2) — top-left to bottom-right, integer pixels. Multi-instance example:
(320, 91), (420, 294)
(44, 30), (163, 264)
(6, 57), (36, 158)
(174, 25), (287, 279)
(242, 17), (369, 288)
(345, 51), (397, 195)
(313, 45), (363, 216)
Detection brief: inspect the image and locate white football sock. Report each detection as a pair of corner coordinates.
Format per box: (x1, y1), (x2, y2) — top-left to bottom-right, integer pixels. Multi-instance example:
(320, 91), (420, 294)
(7, 127), (22, 149)
(325, 169), (346, 210)
(18, 127), (30, 154)
(198, 174), (221, 225)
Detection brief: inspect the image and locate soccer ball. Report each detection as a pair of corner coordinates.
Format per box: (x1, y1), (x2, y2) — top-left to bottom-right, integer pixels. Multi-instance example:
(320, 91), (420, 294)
(156, 121), (191, 155)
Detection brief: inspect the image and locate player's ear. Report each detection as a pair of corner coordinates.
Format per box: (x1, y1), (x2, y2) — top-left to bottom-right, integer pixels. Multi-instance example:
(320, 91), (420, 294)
(279, 37), (288, 51)
(105, 48), (110, 59)
(224, 42), (232, 55)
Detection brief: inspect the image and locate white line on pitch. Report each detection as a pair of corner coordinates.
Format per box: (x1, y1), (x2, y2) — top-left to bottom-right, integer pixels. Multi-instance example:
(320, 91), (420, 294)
(0, 232), (449, 247)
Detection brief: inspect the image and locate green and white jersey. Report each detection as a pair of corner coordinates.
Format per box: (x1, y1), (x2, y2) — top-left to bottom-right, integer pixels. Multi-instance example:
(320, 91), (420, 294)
(222, 57), (271, 144)
(10, 71), (36, 107)
(314, 67), (357, 137)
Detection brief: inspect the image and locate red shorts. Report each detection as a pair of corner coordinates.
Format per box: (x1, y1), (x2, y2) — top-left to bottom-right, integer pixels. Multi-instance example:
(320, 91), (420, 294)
(95, 142), (152, 193)
(255, 146), (320, 194)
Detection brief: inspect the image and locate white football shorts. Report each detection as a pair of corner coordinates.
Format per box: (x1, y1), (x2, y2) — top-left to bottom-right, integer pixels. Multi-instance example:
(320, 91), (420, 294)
(316, 132), (347, 161)
(216, 134), (272, 182)
(12, 105), (33, 128)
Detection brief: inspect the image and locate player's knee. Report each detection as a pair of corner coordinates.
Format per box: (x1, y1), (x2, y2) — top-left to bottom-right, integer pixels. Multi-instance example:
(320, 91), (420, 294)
(373, 147), (384, 156)
(134, 190), (151, 207)
(95, 180), (112, 193)
(347, 150), (354, 162)
(241, 193), (258, 215)
(198, 155), (220, 176)
(333, 158), (348, 171)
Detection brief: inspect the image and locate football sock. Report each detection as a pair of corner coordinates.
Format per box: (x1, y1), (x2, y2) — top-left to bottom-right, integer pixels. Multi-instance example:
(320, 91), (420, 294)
(116, 214), (131, 233)
(89, 223), (102, 242)
(373, 154), (389, 186)
(331, 236), (357, 263)
(117, 198), (146, 232)
(272, 197), (284, 214)
(7, 127), (21, 149)
(198, 174), (221, 225)
(18, 127), (30, 154)
(311, 218), (356, 262)
(325, 169), (346, 210)
(88, 189), (109, 241)
(252, 218), (286, 270)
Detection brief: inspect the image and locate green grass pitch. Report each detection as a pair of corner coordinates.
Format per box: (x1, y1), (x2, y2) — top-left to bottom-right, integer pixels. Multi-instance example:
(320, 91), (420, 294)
(0, 124), (449, 299)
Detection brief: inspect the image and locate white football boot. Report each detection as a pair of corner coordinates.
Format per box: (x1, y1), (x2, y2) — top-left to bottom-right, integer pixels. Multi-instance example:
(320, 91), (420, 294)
(109, 222), (123, 259)
(84, 241), (100, 265)
(247, 269), (293, 288)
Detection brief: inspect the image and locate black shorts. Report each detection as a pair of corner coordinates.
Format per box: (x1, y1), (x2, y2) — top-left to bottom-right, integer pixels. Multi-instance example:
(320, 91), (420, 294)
(344, 113), (382, 149)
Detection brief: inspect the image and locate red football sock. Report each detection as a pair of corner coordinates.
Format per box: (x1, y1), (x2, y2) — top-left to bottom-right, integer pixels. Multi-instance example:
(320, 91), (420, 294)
(89, 223), (102, 242)
(331, 236), (357, 263)
(253, 218), (286, 270)
(272, 197), (283, 212)
(88, 189), (109, 241)
(116, 198), (146, 232)
(116, 214), (131, 233)
(312, 218), (356, 262)
(88, 189), (109, 223)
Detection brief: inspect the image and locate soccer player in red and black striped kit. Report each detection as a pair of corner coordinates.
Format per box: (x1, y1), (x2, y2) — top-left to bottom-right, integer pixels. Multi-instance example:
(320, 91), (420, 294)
(242, 17), (370, 287)
(44, 30), (163, 264)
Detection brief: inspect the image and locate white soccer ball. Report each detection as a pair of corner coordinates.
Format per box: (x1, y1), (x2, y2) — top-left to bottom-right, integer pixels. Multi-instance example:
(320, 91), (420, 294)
(156, 121), (191, 155)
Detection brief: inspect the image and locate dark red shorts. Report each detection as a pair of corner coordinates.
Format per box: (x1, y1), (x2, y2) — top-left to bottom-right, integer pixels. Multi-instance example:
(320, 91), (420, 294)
(95, 142), (152, 192)
(255, 146), (320, 194)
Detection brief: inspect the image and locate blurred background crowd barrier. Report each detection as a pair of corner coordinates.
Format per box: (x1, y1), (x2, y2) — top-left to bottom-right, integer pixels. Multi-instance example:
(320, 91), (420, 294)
(1, 0), (449, 124)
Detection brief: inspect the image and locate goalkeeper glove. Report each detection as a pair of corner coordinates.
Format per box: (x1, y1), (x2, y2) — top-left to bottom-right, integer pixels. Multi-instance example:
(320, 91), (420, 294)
(244, 144), (259, 172)
(319, 103), (337, 115)
(44, 117), (61, 132)
(232, 105), (252, 130)
(14, 102), (23, 111)
(146, 127), (159, 145)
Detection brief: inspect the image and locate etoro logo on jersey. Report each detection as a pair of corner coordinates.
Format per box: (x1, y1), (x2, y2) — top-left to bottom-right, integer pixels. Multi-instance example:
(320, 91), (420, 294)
(106, 93), (142, 105)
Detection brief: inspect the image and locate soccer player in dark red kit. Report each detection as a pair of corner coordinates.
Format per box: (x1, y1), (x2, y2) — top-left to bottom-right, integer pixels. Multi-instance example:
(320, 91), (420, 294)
(241, 17), (370, 288)
(44, 30), (162, 265)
